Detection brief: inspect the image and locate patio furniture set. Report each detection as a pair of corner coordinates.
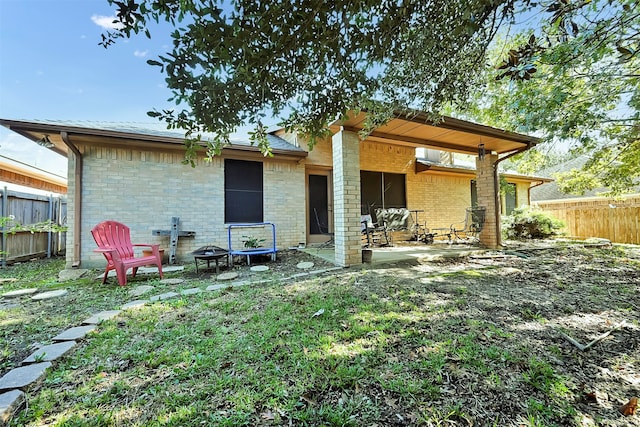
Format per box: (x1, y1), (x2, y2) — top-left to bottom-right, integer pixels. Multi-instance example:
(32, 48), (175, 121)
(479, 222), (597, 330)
(361, 206), (486, 248)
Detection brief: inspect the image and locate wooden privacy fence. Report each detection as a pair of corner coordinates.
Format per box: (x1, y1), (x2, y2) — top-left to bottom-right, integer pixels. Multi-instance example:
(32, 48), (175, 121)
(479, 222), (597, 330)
(534, 194), (640, 244)
(1, 188), (67, 266)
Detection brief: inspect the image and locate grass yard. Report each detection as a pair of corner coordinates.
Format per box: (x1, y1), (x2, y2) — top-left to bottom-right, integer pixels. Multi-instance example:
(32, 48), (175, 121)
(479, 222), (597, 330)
(1, 244), (639, 426)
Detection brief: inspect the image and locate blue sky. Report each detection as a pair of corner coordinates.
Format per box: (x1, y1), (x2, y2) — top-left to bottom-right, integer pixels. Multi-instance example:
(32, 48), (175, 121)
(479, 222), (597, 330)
(0, 0), (189, 176)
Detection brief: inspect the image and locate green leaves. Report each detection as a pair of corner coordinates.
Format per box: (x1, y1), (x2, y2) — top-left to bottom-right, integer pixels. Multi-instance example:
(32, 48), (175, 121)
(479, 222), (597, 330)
(102, 0), (525, 157)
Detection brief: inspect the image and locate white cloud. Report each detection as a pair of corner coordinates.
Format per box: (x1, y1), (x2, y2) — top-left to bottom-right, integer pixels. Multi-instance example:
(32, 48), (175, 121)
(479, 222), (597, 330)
(91, 14), (124, 30)
(134, 50), (148, 58)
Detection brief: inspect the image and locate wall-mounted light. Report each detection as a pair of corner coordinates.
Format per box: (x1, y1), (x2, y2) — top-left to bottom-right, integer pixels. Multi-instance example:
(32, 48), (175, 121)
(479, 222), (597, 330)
(36, 135), (54, 148)
(478, 143), (485, 160)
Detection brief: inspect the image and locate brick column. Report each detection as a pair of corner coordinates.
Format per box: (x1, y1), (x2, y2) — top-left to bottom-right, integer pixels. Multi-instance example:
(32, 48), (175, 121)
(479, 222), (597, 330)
(475, 153), (501, 249)
(332, 129), (362, 266)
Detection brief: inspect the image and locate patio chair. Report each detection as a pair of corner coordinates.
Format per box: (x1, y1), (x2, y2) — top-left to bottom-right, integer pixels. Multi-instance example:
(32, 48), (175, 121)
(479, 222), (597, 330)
(361, 214), (391, 247)
(91, 220), (164, 286)
(450, 207), (486, 243)
(313, 208), (334, 250)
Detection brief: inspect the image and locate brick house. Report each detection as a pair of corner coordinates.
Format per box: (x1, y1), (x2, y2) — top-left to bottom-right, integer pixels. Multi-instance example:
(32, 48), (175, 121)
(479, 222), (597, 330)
(1, 112), (545, 268)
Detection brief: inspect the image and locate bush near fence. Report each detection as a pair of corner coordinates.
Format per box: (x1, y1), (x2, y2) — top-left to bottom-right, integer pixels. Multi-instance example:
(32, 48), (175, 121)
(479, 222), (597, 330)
(533, 194), (640, 245)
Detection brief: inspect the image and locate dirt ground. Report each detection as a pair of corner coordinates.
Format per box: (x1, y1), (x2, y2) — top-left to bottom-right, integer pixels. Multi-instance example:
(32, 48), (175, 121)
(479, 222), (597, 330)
(355, 241), (640, 426)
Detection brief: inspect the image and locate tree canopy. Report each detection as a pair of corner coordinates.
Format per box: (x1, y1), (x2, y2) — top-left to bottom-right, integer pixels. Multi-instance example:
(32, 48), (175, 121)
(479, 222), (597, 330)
(102, 0), (521, 161)
(460, 0), (639, 196)
(103, 0), (638, 195)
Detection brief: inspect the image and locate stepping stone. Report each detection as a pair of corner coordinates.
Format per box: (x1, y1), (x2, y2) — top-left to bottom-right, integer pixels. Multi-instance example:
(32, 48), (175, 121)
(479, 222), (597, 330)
(139, 266), (184, 274)
(2, 288), (38, 298)
(150, 292), (179, 301)
(0, 362), (52, 391)
(121, 300), (148, 310)
(296, 261), (314, 269)
(83, 310), (121, 325)
(206, 284), (228, 292)
(129, 285), (154, 297)
(250, 265), (269, 272)
(52, 325), (96, 341)
(58, 269), (89, 281)
(159, 278), (184, 285)
(217, 272), (238, 281)
(0, 389), (25, 423)
(31, 289), (68, 300)
(180, 288), (202, 296)
(0, 278), (18, 284)
(0, 302), (19, 310)
(22, 341), (77, 364)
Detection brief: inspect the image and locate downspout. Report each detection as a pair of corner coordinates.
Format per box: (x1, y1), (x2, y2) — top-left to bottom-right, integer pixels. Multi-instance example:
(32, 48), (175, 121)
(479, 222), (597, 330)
(493, 143), (534, 247)
(528, 180), (546, 207)
(60, 131), (83, 268)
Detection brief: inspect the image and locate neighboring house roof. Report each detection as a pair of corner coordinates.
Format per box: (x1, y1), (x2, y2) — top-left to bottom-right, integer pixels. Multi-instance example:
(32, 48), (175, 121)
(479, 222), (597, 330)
(530, 155), (640, 201)
(0, 155), (67, 194)
(0, 119), (307, 160)
(415, 158), (552, 184)
(330, 110), (540, 155)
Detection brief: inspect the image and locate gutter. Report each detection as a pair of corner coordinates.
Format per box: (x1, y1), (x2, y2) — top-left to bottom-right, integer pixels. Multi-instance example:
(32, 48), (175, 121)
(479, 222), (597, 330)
(493, 143), (534, 247)
(60, 132), (82, 268)
(527, 179), (548, 206)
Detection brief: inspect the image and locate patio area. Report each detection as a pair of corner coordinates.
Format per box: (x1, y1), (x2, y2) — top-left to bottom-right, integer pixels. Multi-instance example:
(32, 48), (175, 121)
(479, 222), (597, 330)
(303, 241), (488, 265)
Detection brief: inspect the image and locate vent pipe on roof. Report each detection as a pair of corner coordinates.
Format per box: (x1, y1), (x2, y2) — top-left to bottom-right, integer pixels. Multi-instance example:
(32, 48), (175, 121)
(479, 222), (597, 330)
(60, 132), (82, 268)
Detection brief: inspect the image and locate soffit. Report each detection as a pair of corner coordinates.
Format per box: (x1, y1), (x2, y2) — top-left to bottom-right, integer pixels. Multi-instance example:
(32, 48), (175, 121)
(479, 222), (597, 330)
(330, 111), (540, 155)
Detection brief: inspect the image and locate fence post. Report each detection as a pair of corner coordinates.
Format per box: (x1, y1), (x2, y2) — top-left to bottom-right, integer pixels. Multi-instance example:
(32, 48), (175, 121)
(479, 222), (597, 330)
(47, 194), (53, 258)
(1, 186), (7, 268)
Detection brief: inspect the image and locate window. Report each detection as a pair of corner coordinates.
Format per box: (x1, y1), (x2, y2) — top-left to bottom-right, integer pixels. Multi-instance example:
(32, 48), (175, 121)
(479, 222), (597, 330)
(360, 171), (406, 215)
(504, 183), (517, 215)
(224, 159), (263, 223)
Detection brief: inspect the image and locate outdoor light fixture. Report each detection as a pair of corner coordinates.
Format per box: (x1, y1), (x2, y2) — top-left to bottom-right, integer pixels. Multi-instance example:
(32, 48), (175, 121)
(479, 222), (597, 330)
(478, 143), (485, 160)
(36, 135), (54, 148)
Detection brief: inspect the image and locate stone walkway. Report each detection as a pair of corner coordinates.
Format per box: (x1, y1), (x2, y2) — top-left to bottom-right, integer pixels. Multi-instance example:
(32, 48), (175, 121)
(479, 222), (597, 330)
(0, 264), (342, 423)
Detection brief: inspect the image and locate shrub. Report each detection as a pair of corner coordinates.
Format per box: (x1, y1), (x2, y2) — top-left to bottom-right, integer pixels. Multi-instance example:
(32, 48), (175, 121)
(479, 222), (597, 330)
(503, 207), (564, 240)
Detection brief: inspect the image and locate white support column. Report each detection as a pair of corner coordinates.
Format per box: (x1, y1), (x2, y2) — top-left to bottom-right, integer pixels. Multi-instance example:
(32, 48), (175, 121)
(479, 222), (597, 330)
(476, 153), (501, 249)
(332, 128), (362, 266)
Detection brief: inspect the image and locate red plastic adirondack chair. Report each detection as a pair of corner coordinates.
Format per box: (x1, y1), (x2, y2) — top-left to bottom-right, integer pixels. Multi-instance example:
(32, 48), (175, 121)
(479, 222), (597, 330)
(91, 220), (163, 286)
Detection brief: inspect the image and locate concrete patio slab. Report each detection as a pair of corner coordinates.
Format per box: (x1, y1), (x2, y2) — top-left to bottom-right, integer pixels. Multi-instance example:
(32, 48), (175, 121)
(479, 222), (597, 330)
(303, 242), (485, 265)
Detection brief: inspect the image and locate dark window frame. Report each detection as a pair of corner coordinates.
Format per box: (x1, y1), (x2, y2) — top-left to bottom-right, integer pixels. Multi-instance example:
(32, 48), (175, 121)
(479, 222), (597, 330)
(360, 171), (407, 217)
(224, 159), (264, 223)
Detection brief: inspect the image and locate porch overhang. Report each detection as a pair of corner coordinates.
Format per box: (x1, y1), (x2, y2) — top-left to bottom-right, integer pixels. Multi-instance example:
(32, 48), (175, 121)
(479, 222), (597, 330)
(415, 159), (553, 185)
(330, 110), (540, 155)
